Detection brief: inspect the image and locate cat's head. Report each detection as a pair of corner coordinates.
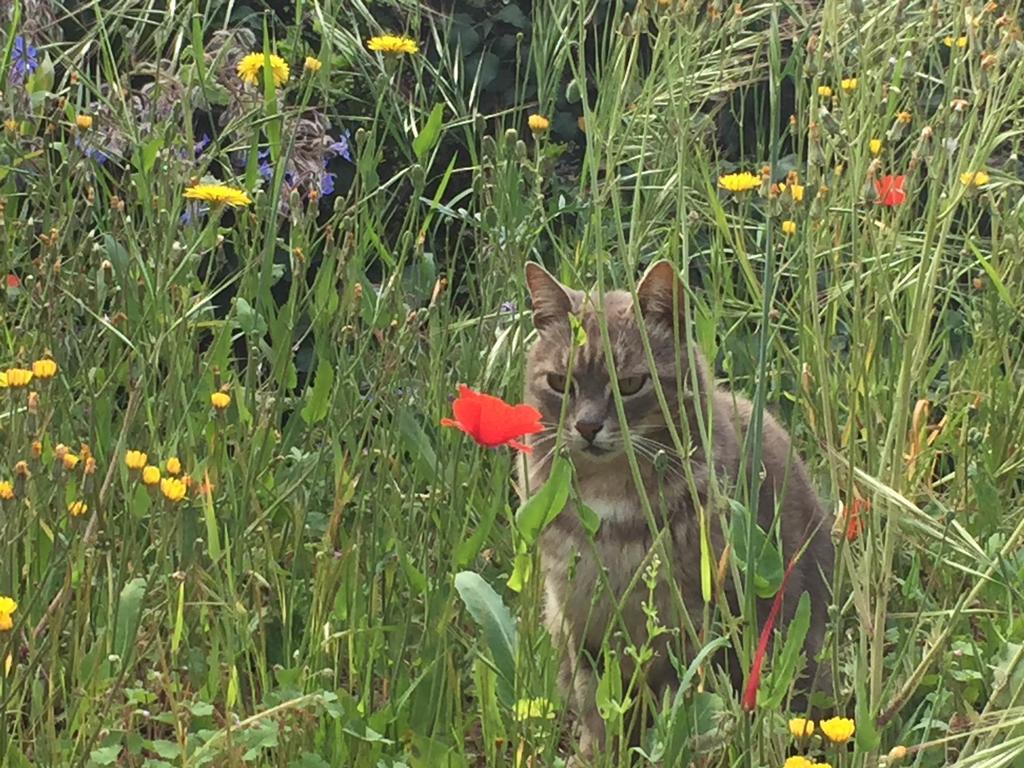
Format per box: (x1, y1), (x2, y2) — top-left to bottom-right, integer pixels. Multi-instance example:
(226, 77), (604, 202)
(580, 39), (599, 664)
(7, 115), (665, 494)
(523, 261), (697, 466)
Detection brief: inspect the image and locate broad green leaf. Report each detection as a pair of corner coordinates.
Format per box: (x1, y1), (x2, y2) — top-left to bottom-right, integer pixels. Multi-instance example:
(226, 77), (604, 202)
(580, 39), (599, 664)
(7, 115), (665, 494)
(454, 571), (517, 704)
(300, 358), (335, 424)
(412, 103), (444, 162)
(855, 670), (881, 751)
(728, 500), (784, 599)
(89, 746), (122, 766)
(515, 456), (572, 545)
(114, 577), (148, 662)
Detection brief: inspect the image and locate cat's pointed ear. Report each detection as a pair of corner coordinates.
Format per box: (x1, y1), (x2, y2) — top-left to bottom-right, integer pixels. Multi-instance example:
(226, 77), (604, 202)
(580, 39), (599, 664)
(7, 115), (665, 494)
(636, 261), (686, 327)
(525, 262), (578, 331)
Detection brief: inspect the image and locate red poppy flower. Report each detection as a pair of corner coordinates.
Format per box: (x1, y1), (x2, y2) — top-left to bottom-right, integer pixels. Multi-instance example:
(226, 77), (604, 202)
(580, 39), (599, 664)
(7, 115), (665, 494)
(843, 498), (870, 542)
(875, 174), (906, 206)
(441, 384), (544, 453)
(5, 274), (21, 289)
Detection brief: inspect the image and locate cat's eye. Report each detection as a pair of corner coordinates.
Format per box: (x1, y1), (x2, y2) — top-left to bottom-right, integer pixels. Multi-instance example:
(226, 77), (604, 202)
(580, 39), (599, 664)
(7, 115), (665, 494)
(546, 373), (570, 394)
(617, 375), (648, 396)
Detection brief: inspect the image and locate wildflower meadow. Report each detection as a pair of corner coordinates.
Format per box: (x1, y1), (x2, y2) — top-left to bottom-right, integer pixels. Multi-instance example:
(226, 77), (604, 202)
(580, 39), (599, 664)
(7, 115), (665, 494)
(3, 1), (1024, 766)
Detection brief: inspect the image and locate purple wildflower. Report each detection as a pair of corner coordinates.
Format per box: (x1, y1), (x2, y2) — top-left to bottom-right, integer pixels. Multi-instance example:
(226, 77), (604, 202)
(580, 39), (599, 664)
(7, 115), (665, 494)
(180, 202), (210, 225)
(499, 301), (518, 315)
(320, 172), (336, 196)
(10, 36), (38, 83)
(257, 149), (273, 181)
(194, 134), (211, 157)
(328, 129), (352, 162)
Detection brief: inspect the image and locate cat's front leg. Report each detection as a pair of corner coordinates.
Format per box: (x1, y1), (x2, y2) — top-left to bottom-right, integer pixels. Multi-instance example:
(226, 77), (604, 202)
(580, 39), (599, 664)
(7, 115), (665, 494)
(565, 651), (604, 765)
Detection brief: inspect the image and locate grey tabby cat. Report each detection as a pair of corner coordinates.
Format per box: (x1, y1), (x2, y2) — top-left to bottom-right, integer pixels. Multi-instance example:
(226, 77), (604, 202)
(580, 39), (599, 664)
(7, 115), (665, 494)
(519, 261), (833, 763)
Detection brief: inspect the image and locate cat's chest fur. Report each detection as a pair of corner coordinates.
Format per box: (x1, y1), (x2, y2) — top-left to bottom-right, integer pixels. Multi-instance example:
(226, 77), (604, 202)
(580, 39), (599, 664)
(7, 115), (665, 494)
(539, 483), (701, 655)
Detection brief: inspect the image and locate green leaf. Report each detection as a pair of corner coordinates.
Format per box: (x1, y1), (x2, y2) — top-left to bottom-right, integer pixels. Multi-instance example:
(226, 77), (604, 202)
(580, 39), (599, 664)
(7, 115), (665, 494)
(454, 571), (518, 705)
(728, 500), (784, 598)
(515, 456), (572, 545)
(855, 668), (881, 751)
(114, 577), (148, 662)
(89, 745), (122, 766)
(576, 501), (601, 537)
(300, 358), (335, 425)
(412, 103), (444, 162)
(150, 741), (182, 759)
(234, 297), (267, 337)
(761, 592), (811, 709)
(396, 409), (438, 479)
(139, 137), (165, 175)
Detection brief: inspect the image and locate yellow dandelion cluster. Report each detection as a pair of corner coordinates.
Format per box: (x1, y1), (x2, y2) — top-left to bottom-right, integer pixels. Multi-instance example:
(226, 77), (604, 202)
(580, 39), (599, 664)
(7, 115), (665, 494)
(62, 452), (80, 471)
(841, 78), (858, 91)
(817, 85), (833, 98)
(528, 114), (550, 134)
(211, 392), (232, 410)
(237, 52), (290, 86)
(0, 481), (14, 500)
(68, 500), (88, 517)
(718, 171), (761, 193)
(142, 465), (161, 486)
(367, 35), (419, 56)
(784, 757), (813, 768)
(304, 56), (322, 73)
(869, 138), (883, 155)
(183, 184), (252, 208)
(819, 717), (856, 744)
(944, 35), (969, 48)
(782, 220), (797, 236)
(1, 368), (33, 388)
(160, 477), (188, 503)
(166, 457), (182, 476)
(125, 450), (148, 470)
(960, 170), (990, 187)
(0, 596), (17, 632)
(32, 358), (58, 379)
(75, 114), (93, 130)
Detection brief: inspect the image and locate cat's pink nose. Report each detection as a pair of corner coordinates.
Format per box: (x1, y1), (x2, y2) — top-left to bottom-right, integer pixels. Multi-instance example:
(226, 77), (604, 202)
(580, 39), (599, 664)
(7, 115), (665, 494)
(575, 420), (603, 443)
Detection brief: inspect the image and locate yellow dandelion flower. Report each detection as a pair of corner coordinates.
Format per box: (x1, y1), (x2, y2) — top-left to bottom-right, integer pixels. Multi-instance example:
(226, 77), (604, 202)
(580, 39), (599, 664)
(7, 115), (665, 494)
(62, 453), (80, 471)
(3, 118), (17, 133)
(75, 114), (93, 130)
(68, 500), (88, 517)
(779, 182), (805, 202)
(3, 368), (33, 387)
(166, 457), (182, 476)
(896, 110), (912, 123)
(869, 138), (883, 155)
(788, 717), (815, 738)
(0, 481), (14, 500)
(161, 477), (188, 503)
(784, 758), (814, 768)
(528, 114), (550, 134)
(817, 85), (833, 98)
(960, 170), (990, 187)
(0, 595), (17, 631)
(211, 392), (231, 410)
(367, 35), (419, 56)
(513, 697), (556, 721)
(31, 358), (58, 379)
(237, 52), (290, 86)
(304, 56), (322, 73)
(183, 184), (252, 208)
(841, 78), (858, 91)
(125, 450), (148, 470)
(782, 220), (797, 236)
(0, 614), (12, 631)
(820, 717), (856, 744)
(944, 35), (969, 48)
(812, 763), (833, 768)
(142, 465), (161, 486)
(718, 171), (761, 193)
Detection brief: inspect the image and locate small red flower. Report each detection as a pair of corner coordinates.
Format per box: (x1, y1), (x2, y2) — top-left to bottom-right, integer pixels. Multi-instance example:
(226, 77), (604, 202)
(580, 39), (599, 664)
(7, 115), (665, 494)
(875, 174), (906, 206)
(843, 498), (870, 542)
(441, 384), (544, 453)
(5, 274), (21, 289)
